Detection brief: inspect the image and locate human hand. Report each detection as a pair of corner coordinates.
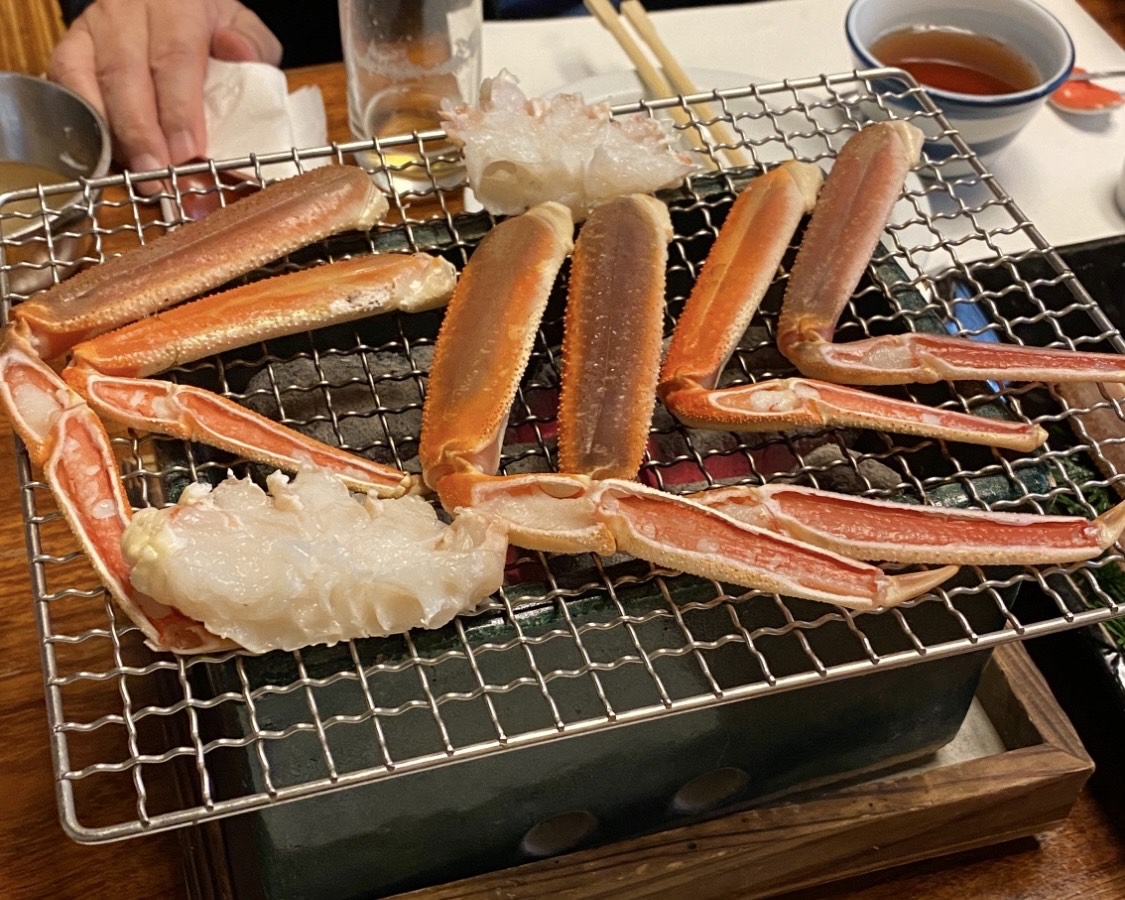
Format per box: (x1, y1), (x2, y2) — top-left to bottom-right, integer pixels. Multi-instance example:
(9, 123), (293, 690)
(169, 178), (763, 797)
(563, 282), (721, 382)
(48, 0), (283, 180)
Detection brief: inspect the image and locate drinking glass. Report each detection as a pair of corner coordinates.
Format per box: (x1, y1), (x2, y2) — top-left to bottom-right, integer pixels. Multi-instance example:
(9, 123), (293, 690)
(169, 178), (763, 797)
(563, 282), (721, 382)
(339, 0), (483, 187)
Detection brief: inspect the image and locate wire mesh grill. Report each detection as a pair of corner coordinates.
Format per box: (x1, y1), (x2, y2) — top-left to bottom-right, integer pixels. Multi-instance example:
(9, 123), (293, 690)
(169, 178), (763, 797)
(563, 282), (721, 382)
(3, 68), (1125, 843)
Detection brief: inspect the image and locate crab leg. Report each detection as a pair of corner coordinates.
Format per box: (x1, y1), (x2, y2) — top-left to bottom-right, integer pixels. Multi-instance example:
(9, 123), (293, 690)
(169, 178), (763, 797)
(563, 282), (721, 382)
(0, 328), (228, 652)
(785, 331), (1125, 388)
(694, 483), (1125, 565)
(670, 377), (1044, 451)
(660, 161), (822, 398)
(778, 121), (1125, 386)
(13, 166), (389, 361)
(558, 194), (672, 480)
(67, 253), (456, 378)
(658, 155), (1046, 451)
(440, 472), (956, 610)
(420, 201), (575, 490)
(425, 199), (955, 611)
(57, 253), (457, 495)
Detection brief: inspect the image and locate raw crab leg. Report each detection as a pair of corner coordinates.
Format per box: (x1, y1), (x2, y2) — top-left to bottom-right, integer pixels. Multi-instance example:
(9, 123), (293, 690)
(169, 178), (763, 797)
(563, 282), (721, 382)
(0, 328), (230, 652)
(60, 253), (457, 495)
(420, 201), (576, 489)
(667, 377), (1045, 451)
(660, 162), (822, 397)
(13, 165), (389, 360)
(439, 473), (957, 610)
(558, 193), (672, 479)
(778, 121), (1125, 387)
(694, 483), (1125, 565)
(424, 197), (955, 610)
(0, 166), (536, 654)
(658, 157), (1046, 451)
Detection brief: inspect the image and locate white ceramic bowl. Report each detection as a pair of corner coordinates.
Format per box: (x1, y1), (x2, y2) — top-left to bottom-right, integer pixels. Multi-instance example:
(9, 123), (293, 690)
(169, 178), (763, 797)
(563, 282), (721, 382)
(845, 0), (1074, 162)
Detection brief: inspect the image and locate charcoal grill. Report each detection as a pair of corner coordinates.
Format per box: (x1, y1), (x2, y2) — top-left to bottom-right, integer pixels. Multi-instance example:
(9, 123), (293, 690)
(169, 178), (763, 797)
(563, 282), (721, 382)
(3, 68), (1124, 897)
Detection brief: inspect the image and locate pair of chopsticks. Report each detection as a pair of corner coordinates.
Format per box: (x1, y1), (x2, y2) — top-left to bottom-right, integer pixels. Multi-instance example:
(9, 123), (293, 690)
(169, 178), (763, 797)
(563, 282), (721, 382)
(583, 0), (752, 169)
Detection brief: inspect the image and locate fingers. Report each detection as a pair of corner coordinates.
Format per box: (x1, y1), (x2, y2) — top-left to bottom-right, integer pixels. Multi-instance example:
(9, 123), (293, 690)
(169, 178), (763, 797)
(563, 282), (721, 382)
(211, 28), (261, 63)
(48, 0), (178, 175)
(45, 0), (285, 187)
(147, 1), (211, 164)
(47, 27), (107, 123)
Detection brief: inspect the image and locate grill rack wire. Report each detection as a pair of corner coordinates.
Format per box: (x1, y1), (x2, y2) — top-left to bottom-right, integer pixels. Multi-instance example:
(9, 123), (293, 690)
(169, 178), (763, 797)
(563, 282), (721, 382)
(3, 68), (1125, 843)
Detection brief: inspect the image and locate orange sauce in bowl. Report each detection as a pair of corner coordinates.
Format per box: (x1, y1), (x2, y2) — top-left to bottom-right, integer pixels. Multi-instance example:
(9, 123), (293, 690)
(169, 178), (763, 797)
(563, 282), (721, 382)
(0, 160), (71, 218)
(870, 26), (1042, 96)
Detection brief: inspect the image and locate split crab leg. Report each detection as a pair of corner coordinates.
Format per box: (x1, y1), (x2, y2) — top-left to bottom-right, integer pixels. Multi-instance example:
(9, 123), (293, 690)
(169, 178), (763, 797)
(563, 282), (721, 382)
(60, 252), (456, 495)
(420, 201), (577, 488)
(693, 483), (1125, 566)
(0, 327), (231, 652)
(422, 195), (959, 610)
(778, 121), (1125, 387)
(439, 472), (956, 611)
(657, 156), (1046, 452)
(0, 167), (464, 651)
(558, 193), (671, 480)
(15, 165), (390, 361)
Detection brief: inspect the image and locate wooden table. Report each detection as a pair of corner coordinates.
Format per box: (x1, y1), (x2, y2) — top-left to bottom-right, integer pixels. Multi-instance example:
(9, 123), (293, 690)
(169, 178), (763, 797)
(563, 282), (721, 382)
(4, 34), (1125, 900)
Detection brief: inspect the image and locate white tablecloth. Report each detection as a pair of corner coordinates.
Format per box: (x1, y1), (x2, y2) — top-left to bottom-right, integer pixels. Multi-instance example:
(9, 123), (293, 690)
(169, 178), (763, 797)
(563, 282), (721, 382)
(482, 0), (1125, 251)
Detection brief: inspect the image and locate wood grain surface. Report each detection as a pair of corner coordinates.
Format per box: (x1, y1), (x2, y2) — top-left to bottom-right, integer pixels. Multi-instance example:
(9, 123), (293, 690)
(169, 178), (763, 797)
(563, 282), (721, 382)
(2, 18), (1125, 900)
(0, 0), (65, 76)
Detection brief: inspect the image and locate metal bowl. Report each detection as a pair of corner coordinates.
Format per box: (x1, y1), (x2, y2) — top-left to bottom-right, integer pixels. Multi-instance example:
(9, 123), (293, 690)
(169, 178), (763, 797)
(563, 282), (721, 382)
(0, 72), (111, 296)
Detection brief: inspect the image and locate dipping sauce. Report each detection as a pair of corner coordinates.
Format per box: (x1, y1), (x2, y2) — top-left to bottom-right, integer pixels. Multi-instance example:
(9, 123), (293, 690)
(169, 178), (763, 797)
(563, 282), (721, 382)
(870, 26), (1042, 95)
(0, 160), (72, 219)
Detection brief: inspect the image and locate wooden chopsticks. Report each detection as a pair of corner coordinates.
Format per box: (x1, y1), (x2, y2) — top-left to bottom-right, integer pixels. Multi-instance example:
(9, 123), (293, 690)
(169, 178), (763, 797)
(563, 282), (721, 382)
(583, 0), (752, 169)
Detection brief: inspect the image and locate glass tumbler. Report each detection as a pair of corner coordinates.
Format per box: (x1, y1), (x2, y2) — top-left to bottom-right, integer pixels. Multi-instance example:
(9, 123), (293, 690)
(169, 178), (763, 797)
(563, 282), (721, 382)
(338, 0), (483, 186)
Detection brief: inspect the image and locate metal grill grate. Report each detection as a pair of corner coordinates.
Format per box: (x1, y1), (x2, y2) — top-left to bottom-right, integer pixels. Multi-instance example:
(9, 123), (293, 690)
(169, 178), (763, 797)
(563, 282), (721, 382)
(4, 69), (1125, 842)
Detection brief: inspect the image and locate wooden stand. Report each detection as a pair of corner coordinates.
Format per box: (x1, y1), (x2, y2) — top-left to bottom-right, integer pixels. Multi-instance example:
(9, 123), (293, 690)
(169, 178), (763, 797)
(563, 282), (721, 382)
(391, 642), (1091, 899)
(184, 642), (1091, 899)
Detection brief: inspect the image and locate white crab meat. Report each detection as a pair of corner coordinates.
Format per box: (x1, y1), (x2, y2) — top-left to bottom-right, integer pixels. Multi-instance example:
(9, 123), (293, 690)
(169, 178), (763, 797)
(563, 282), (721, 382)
(121, 468), (508, 653)
(441, 69), (697, 217)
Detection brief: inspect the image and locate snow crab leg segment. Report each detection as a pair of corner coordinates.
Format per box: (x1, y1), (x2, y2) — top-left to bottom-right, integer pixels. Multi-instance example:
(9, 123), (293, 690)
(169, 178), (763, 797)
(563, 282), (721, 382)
(659, 161), (822, 404)
(12, 166), (389, 361)
(695, 483), (1125, 566)
(437, 471), (616, 556)
(440, 471), (957, 610)
(67, 253), (457, 378)
(420, 202), (574, 491)
(776, 121), (923, 380)
(58, 253), (459, 496)
(658, 152), (1044, 451)
(0, 327), (228, 652)
(778, 331), (1125, 388)
(668, 376), (1046, 452)
(559, 194), (673, 480)
(777, 121), (1125, 387)
(66, 371), (413, 496)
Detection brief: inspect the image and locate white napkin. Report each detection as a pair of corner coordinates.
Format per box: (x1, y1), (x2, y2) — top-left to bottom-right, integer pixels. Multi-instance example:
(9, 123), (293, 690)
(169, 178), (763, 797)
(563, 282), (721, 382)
(202, 58), (329, 178)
